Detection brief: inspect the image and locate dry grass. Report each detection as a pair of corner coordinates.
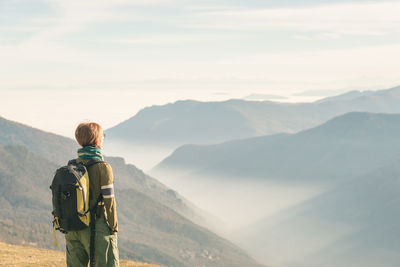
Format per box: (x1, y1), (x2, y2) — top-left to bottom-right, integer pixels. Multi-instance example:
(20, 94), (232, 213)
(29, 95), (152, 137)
(0, 242), (161, 267)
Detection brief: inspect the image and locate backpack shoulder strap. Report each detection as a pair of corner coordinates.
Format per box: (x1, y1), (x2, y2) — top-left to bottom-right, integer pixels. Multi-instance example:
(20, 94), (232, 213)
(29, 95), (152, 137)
(85, 158), (106, 267)
(67, 158), (106, 167)
(67, 159), (77, 166)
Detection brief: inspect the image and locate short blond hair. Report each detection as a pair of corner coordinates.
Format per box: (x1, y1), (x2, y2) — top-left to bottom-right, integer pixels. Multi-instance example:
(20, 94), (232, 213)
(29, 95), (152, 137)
(75, 122), (103, 147)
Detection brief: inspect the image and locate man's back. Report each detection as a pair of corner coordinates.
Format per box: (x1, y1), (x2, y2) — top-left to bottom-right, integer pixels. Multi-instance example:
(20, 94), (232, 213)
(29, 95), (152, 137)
(65, 122), (119, 267)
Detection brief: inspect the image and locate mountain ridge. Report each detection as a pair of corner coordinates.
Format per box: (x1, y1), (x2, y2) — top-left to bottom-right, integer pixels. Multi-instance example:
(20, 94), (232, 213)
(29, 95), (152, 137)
(106, 85), (400, 149)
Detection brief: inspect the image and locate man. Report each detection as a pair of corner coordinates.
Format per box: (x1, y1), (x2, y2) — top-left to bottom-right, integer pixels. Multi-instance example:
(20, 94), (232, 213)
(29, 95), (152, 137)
(65, 122), (119, 267)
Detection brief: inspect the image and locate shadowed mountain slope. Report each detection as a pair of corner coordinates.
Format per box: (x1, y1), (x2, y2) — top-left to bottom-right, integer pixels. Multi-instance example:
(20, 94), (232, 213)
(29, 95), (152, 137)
(154, 112), (400, 183)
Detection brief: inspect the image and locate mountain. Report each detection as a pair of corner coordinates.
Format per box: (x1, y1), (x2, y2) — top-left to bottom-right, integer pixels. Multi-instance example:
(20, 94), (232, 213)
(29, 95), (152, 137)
(106, 85), (400, 149)
(0, 145), (63, 248)
(105, 100), (258, 145)
(0, 116), (78, 165)
(0, 117), (264, 267)
(154, 112), (400, 184)
(314, 90), (366, 103)
(234, 160), (400, 267)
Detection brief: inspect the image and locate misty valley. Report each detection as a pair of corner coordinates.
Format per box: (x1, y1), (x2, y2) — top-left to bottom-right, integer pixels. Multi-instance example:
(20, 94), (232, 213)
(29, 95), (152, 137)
(2, 86), (400, 266)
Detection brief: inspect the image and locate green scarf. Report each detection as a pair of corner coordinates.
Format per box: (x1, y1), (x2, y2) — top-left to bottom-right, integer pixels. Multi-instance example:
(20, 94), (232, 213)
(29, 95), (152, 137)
(77, 146), (103, 161)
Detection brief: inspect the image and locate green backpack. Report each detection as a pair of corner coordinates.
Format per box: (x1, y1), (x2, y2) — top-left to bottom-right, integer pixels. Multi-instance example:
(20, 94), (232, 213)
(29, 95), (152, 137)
(50, 159), (104, 235)
(50, 158), (105, 267)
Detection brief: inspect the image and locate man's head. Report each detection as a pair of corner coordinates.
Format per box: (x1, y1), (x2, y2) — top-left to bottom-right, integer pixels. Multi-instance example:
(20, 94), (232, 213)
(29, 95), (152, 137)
(75, 122), (104, 149)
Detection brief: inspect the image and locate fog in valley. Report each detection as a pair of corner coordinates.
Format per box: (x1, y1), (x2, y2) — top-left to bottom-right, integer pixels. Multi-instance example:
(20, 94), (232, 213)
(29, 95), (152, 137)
(103, 141), (331, 264)
(150, 170), (326, 232)
(102, 140), (175, 171)
(103, 140), (322, 229)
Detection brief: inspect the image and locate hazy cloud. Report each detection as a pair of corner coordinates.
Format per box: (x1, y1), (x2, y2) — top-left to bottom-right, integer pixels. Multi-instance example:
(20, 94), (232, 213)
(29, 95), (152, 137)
(184, 2), (400, 38)
(1, 0), (399, 112)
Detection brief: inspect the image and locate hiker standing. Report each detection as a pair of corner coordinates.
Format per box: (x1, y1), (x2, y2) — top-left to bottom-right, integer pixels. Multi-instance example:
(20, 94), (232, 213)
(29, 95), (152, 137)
(65, 122), (119, 267)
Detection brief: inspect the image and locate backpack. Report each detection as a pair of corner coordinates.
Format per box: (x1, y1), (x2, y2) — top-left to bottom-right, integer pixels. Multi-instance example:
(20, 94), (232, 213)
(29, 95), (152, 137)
(50, 159), (104, 236)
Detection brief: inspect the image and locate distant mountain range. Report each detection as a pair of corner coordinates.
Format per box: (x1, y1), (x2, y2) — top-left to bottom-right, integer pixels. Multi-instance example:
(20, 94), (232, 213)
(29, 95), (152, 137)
(106, 85), (400, 147)
(0, 117), (263, 267)
(154, 112), (400, 183)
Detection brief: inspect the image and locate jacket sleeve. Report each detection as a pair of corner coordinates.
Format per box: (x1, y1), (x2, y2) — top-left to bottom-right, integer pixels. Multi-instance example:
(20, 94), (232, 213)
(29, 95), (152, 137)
(100, 163), (118, 234)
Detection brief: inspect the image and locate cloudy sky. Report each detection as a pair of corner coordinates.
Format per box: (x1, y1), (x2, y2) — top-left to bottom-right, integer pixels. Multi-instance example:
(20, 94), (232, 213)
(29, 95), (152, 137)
(1, 0), (400, 137)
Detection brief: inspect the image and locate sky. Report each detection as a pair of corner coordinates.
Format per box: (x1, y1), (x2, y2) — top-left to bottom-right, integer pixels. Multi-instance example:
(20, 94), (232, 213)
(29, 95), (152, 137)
(1, 0), (400, 137)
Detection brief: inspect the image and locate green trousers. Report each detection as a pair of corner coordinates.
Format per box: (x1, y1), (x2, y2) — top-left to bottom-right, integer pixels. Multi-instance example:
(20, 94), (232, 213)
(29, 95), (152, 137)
(65, 220), (119, 267)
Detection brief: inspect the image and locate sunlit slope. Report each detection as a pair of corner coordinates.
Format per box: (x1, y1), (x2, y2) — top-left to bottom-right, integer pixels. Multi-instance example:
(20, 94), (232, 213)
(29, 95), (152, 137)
(237, 161), (400, 267)
(155, 112), (400, 183)
(107, 85), (400, 146)
(0, 242), (161, 267)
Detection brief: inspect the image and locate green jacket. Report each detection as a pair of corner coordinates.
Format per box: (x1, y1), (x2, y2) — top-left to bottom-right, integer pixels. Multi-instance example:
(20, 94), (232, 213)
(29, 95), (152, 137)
(76, 158), (118, 234)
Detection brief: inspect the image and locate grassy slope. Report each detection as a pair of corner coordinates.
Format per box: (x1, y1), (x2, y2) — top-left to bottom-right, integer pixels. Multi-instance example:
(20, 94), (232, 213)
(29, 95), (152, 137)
(0, 242), (162, 267)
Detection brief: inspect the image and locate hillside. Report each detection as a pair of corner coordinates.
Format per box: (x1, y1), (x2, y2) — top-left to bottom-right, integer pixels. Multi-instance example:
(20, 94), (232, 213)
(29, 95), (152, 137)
(0, 117), (264, 267)
(0, 242), (161, 267)
(106, 85), (400, 148)
(0, 116), (77, 165)
(154, 112), (400, 183)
